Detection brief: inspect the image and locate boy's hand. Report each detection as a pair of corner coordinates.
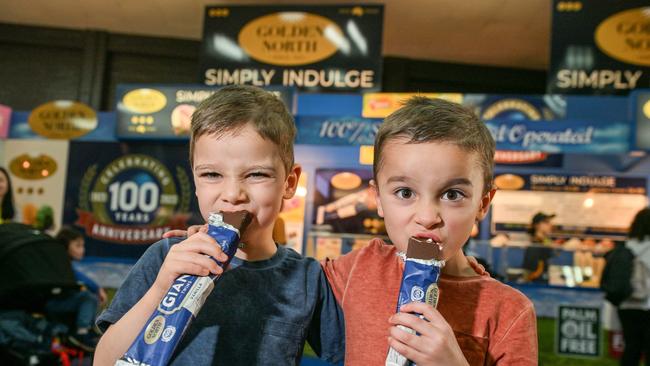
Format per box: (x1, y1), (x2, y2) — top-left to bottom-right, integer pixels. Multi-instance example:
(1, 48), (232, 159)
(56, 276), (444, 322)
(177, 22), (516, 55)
(466, 256), (486, 275)
(153, 232), (228, 294)
(162, 224), (207, 239)
(388, 302), (469, 366)
(98, 288), (108, 305)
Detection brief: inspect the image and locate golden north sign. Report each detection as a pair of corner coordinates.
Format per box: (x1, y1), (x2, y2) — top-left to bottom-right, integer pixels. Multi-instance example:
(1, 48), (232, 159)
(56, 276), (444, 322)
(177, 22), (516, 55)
(239, 12), (343, 66)
(595, 7), (650, 67)
(28, 101), (97, 139)
(200, 5), (384, 91)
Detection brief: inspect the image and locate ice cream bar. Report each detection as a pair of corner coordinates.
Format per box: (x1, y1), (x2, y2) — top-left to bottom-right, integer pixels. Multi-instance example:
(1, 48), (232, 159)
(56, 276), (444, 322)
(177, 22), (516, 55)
(116, 211), (251, 366)
(386, 237), (445, 366)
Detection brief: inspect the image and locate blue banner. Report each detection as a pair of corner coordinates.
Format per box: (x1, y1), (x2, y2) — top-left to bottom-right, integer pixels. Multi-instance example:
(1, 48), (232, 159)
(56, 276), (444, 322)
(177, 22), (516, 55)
(295, 116), (381, 145)
(486, 119), (630, 154)
(296, 115), (631, 154)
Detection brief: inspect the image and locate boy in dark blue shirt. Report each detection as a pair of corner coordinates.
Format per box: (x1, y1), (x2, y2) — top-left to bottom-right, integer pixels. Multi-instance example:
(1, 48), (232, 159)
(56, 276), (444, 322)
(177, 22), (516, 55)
(95, 85), (344, 365)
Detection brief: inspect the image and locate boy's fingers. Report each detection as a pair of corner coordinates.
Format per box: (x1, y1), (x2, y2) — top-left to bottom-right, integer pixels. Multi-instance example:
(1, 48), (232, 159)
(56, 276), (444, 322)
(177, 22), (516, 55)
(400, 302), (446, 323)
(466, 256), (486, 275)
(390, 312), (440, 340)
(168, 252), (222, 275)
(162, 229), (188, 239)
(181, 233), (228, 261)
(387, 334), (427, 363)
(189, 224), (208, 236)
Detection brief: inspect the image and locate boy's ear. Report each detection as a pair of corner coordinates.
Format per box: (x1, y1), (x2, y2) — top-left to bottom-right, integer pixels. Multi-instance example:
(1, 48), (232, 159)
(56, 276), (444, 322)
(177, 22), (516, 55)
(476, 187), (497, 221)
(283, 164), (302, 199)
(369, 179), (384, 218)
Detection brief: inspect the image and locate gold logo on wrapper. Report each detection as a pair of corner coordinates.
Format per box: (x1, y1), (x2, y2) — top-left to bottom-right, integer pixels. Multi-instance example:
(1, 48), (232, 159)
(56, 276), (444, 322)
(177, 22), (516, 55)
(425, 283), (439, 308)
(144, 315), (166, 344)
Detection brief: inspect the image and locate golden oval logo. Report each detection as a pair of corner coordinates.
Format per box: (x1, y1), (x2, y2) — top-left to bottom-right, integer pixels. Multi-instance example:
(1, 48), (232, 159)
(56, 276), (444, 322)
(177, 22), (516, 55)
(494, 174), (525, 190)
(28, 101), (97, 139)
(122, 88), (167, 114)
(9, 154), (58, 180)
(238, 12), (343, 66)
(144, 315), (165, 345)
(595, 7), (650, 67)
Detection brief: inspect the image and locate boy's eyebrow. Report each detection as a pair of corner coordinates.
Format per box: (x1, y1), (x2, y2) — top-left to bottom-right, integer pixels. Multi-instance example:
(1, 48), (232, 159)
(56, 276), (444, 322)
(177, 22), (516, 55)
(444, 178), (473, 187)
(193, 164), (215, 171)
(247, 165), (277, 171)
(385, 175), (410, 184)
(385, 176), (473, 187)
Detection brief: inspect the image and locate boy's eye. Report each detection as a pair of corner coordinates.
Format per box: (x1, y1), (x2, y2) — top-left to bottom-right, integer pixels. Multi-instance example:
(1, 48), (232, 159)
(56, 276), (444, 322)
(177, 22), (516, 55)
(200, 172), (221, 179)
(247, 172), (271, 179)
(395, 188), (414, 199)
(442, 189), (465, 201)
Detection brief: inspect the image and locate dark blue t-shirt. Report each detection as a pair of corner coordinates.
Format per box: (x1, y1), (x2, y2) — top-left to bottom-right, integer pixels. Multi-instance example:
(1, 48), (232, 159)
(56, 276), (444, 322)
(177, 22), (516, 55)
(97, 238), (345, 365)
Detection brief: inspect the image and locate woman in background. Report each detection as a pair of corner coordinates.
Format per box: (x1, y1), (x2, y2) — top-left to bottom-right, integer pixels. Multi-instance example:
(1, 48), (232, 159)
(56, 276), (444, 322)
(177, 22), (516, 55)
(0, 167), (15, 224)
(618, 208), (650, 366)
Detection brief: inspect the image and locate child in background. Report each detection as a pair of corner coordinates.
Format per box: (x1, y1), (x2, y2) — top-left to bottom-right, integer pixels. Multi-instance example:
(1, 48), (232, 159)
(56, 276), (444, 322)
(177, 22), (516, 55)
(94, 85), (344, 365)
(45, 226), (106, 352)
(322, 97), (537, 365)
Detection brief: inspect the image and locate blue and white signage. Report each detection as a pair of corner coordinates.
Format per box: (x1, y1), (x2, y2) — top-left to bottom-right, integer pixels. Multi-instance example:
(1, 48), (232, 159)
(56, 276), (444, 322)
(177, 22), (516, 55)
(295, 116), (381, 145)
(486, 119), (630, 154)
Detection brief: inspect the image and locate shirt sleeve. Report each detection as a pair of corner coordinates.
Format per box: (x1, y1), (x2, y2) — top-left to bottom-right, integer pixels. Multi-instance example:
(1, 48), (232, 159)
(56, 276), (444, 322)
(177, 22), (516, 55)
(306, 268), (346, 364)
(95, 238), (175, 332)
(490, 302), (538, 365)
(320, 247), (363, 303)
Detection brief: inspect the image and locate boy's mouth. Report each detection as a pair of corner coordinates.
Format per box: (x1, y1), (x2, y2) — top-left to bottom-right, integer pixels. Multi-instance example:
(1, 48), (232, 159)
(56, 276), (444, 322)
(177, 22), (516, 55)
(414, 233), (442, 244)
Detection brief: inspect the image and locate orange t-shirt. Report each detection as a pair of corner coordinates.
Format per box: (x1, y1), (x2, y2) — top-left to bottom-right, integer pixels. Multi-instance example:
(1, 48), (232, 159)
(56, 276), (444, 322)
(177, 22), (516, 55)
(322, 239), (538, 365)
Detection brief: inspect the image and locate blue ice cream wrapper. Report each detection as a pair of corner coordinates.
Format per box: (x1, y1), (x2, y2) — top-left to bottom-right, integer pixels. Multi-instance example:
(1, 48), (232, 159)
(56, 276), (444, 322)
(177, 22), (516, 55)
(116, 212), (249, 366)
(386, 238), (444, 366)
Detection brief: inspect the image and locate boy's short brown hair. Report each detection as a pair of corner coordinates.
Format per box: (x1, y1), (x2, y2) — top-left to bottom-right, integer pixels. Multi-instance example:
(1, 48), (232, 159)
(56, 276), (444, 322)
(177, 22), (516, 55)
(373, 96), (495, 194)
(189, 85), (296, 175)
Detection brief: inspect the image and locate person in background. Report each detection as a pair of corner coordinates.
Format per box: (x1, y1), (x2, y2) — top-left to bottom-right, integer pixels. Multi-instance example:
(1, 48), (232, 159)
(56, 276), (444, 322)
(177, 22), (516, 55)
(529, 212), (555, 245)
(522, 212), (556, 282)
(45, 226), (105, 352)
(617, 208), (650, 366)
(0, 167), (15, 224)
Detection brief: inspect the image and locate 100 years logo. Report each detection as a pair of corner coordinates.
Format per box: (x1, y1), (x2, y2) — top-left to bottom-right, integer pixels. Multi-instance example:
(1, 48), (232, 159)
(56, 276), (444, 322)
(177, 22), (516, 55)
(75, 154), (191, 244)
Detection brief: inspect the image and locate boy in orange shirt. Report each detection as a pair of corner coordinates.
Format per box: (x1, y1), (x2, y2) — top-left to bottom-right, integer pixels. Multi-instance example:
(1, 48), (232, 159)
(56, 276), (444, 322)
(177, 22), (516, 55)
(321, 97), (537, 365)
(168, 96), (538, 365)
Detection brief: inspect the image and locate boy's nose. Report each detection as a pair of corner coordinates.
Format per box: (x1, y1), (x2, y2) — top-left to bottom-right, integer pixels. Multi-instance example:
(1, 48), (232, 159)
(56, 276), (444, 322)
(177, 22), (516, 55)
(414, 202), (442, 229)
(220, 179), (247, 204)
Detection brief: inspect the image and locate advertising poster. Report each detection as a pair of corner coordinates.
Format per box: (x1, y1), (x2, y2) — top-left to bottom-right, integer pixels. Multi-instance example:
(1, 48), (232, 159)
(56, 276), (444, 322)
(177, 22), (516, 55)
(468, 94), (567, 166)
(312, 168), (384, 235)
(491, 173), (647, 238)
(63, 141), (200, 259)
(115, 85), (295, 139)
(200, 5), (384, 91)
(4, 139), (69, 234)
(556, 305), (601, 357)
(548, 0), (650, 94)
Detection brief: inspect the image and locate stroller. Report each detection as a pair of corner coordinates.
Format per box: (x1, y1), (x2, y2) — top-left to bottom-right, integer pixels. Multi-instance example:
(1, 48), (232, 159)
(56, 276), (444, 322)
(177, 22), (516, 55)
(0, 223), (82, 365)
